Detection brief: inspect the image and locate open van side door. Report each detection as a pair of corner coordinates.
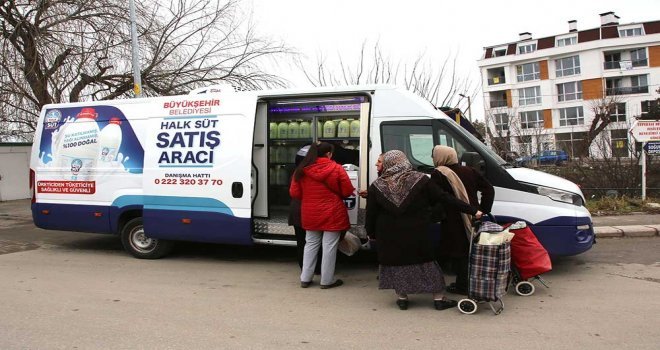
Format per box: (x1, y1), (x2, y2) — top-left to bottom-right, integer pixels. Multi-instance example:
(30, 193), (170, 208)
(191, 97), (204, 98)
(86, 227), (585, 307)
(142, 94), (257, 245)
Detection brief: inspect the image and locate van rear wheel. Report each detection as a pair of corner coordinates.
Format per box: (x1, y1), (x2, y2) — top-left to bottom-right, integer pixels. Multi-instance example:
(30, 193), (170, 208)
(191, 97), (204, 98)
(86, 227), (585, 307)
(121, 217), (173, 259)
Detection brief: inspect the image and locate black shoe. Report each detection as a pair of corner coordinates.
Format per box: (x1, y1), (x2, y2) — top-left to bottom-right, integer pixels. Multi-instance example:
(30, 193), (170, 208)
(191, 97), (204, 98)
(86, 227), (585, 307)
(300, 281), (312, 288)
(446, 283), (468, 296)
(320, 279), (343, 289)
(396, 299), (409, 310)
(434, 298), (458, 310)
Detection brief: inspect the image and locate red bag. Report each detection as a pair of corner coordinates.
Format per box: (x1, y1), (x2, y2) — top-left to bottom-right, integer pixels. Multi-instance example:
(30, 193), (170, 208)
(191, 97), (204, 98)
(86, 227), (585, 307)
(504, 224), (552, 280)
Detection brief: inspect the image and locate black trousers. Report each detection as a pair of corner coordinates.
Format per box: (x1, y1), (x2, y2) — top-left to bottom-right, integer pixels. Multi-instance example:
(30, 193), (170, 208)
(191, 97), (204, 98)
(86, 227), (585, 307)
(294, 226), (321, 273)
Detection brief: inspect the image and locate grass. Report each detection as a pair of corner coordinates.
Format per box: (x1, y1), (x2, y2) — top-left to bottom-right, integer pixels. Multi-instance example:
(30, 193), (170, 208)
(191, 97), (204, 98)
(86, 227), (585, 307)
(586, 196), (660, 216)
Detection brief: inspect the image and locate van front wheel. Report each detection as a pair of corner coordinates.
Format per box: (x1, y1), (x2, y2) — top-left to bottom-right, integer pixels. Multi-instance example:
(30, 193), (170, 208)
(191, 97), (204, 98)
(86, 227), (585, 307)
(121, 217), (173, 259)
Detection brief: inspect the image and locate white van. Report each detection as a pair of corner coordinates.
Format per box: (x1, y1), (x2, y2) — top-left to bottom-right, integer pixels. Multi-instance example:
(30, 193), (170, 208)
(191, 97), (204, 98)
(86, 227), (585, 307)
(30, 85), (594, 258)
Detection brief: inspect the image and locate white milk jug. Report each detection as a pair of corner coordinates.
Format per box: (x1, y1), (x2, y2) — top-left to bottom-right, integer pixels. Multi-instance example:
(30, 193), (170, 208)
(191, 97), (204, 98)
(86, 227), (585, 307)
(98, 117), (122, 162)
(323, 120), (336, 138)
(337, 119), (350, 138)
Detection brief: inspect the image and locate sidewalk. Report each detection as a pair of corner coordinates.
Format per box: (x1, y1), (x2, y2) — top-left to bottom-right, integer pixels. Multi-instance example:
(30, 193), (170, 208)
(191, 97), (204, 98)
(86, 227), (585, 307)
(592, 214), (660, 238)
(0, 199), (658, 238)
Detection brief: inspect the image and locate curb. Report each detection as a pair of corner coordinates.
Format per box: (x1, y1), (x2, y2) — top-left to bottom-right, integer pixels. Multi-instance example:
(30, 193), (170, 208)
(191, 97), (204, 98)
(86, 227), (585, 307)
(595, 225), (659, 238)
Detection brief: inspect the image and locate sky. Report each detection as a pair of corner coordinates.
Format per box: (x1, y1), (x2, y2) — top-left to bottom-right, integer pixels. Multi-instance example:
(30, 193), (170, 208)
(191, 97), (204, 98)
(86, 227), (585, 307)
(246, 0), (660, 121)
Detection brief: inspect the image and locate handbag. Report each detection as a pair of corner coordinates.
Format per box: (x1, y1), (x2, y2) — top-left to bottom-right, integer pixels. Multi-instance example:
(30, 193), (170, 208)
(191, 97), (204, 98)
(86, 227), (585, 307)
(338, 232), (361, 256)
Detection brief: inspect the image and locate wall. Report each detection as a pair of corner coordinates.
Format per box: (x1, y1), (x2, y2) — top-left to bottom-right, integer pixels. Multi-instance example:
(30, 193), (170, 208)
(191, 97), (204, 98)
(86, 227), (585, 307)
(0, 144), (31, 201)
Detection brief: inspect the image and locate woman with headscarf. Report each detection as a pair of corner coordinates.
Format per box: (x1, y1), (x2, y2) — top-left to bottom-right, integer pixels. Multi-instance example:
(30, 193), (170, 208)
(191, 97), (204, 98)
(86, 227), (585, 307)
(365, 150), (482, 310)
(431, 145), (495, 296)
(290, 142), (355, 289)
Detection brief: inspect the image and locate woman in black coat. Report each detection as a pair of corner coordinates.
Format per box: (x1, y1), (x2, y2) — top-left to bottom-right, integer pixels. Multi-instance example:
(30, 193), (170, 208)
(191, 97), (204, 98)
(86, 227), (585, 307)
(365, 150), (481, 310)
(431, 145), (495, 295)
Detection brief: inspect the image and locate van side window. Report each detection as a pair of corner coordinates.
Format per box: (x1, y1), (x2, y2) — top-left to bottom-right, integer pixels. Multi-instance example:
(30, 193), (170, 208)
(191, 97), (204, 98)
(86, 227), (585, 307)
(381, 120), (478, 169)
(381, 123), (434, 167)
(436, 127), (470, 160)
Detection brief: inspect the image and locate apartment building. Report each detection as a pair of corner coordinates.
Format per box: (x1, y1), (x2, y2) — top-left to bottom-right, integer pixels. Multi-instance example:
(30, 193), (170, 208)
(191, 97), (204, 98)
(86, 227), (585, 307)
(478, 12), (660, 159)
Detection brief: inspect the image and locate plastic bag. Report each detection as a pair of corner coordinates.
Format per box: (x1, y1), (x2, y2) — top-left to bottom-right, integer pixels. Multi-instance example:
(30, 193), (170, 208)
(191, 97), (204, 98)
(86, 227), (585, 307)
(477, 228), (515, 245)
(338, 232), (361, 256)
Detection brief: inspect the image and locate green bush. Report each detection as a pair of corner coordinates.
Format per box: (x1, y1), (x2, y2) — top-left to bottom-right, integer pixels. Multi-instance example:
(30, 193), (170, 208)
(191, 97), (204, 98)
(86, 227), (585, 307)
(586, 196), (660, 215)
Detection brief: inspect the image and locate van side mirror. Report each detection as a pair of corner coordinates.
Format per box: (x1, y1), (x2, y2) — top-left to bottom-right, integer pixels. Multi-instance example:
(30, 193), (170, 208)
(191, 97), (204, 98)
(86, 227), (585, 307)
(460, 152), (486, 176)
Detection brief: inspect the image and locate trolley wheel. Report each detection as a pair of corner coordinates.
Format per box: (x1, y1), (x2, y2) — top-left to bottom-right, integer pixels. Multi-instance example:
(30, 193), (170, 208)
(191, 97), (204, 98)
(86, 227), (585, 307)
(458, 299), (478, 315)
(515, 281), (535, 296)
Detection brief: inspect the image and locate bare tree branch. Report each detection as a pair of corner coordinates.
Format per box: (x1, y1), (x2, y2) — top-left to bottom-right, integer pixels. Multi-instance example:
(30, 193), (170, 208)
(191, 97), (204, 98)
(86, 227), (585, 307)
(1, 0), (293, 141)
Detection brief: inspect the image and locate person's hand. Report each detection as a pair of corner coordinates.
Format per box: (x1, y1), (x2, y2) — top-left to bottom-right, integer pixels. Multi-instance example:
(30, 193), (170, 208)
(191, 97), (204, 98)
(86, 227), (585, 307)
(474, 210), (483, 220)
(358, 189), (368, 198)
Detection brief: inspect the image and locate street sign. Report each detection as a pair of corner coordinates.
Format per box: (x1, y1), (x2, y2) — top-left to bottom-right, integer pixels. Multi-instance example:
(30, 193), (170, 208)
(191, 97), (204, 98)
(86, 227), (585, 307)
(629, 120), (660, 142)
(644, 141), (660, 154)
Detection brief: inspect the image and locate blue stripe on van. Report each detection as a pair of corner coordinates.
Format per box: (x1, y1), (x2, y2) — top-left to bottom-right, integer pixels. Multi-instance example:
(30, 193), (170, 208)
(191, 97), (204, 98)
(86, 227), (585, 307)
(143, 209), (252, 245)
(32, 202), (112, 234)
(493, 215), (594, 256)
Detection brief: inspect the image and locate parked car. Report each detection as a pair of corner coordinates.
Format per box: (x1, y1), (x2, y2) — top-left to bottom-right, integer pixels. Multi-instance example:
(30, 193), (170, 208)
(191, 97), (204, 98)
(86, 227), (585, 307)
(518, 150), (570, 167)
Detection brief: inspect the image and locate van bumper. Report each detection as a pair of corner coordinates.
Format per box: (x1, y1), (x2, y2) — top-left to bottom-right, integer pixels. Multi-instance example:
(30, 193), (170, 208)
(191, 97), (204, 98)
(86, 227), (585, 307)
(530, 217), (594, 256)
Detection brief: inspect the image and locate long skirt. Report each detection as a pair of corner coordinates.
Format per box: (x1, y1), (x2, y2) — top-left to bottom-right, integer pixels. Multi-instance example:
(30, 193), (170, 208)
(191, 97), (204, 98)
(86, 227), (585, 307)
(378, 261), (446, 295)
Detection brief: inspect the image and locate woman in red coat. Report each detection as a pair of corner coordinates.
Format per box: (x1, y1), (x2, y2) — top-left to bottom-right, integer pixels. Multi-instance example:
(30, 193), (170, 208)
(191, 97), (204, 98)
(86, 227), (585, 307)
(289, 142), (355, 289)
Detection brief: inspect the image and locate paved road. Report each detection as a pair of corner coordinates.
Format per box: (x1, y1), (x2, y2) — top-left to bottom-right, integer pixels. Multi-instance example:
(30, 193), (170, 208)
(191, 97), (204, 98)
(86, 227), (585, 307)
(1, 213), (659, 349)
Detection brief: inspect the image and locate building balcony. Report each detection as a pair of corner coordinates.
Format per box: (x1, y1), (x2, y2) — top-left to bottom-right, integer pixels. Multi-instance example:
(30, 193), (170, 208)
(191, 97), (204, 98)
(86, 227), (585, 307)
(605, 86), (649, 96)
(488, 76), (506, 85)
(603, 59), (648, 70)
(490, 100), (508, 108)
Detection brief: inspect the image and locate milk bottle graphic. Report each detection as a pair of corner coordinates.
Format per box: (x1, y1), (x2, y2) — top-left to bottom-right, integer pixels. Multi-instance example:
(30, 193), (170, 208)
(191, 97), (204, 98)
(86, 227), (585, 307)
(98, 117), (122, 162)
(56, 107), (100, 180)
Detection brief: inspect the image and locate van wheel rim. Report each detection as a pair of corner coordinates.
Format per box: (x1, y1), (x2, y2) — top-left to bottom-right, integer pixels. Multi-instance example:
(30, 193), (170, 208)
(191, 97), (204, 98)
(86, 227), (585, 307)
(130, 226), (156, 252)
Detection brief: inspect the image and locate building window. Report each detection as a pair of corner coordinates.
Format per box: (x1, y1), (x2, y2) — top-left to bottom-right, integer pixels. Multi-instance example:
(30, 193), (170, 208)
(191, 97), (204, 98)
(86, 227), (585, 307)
(494, 114), (509, 132)
(630, 48), (648, 67)
(520, 110), (544, 129)
(641, 100), (660, 120)
(516, 62), (540, 82)
(604, 52), (621, 70)
(606, 75), (649, 95)
(619, 27), (643, 37)
(556, 37), (577, 47)
(610, 129), (629, 157)
(559, 106), (584, 126)
(557, 81), (583, 102)
(556, 132), (588, 158)
(555, 56), (580, 77)
(487, 67), (506, 85)
(518, 86), (541, 106)
(609, 103), (626, 122)
(493, 48), (507, 57)
(518, 43), (537, 54)
(631, 75), (649, 93)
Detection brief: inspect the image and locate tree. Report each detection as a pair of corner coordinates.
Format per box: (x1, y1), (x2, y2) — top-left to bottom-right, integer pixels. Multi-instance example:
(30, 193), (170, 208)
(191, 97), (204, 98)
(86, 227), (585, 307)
(0, 0), (291, 141)
(298, 41), (478, 110)
(577, 96), (625, 156)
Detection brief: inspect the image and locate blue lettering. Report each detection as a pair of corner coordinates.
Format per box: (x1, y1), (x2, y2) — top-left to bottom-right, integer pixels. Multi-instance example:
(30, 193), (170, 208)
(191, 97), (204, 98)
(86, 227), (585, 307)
(156, 132), (170, 148)
(205, 131), (221, 149)
(169, 132), (186, 147)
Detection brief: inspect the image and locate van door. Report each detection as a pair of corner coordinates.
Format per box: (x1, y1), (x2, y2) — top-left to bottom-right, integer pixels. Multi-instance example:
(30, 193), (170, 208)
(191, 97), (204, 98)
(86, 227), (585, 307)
(143, 94), (257, 245)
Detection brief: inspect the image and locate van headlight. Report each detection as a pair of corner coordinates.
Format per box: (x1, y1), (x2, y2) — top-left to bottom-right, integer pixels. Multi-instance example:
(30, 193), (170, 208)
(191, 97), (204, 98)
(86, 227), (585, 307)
(535, 185), (584, 206)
